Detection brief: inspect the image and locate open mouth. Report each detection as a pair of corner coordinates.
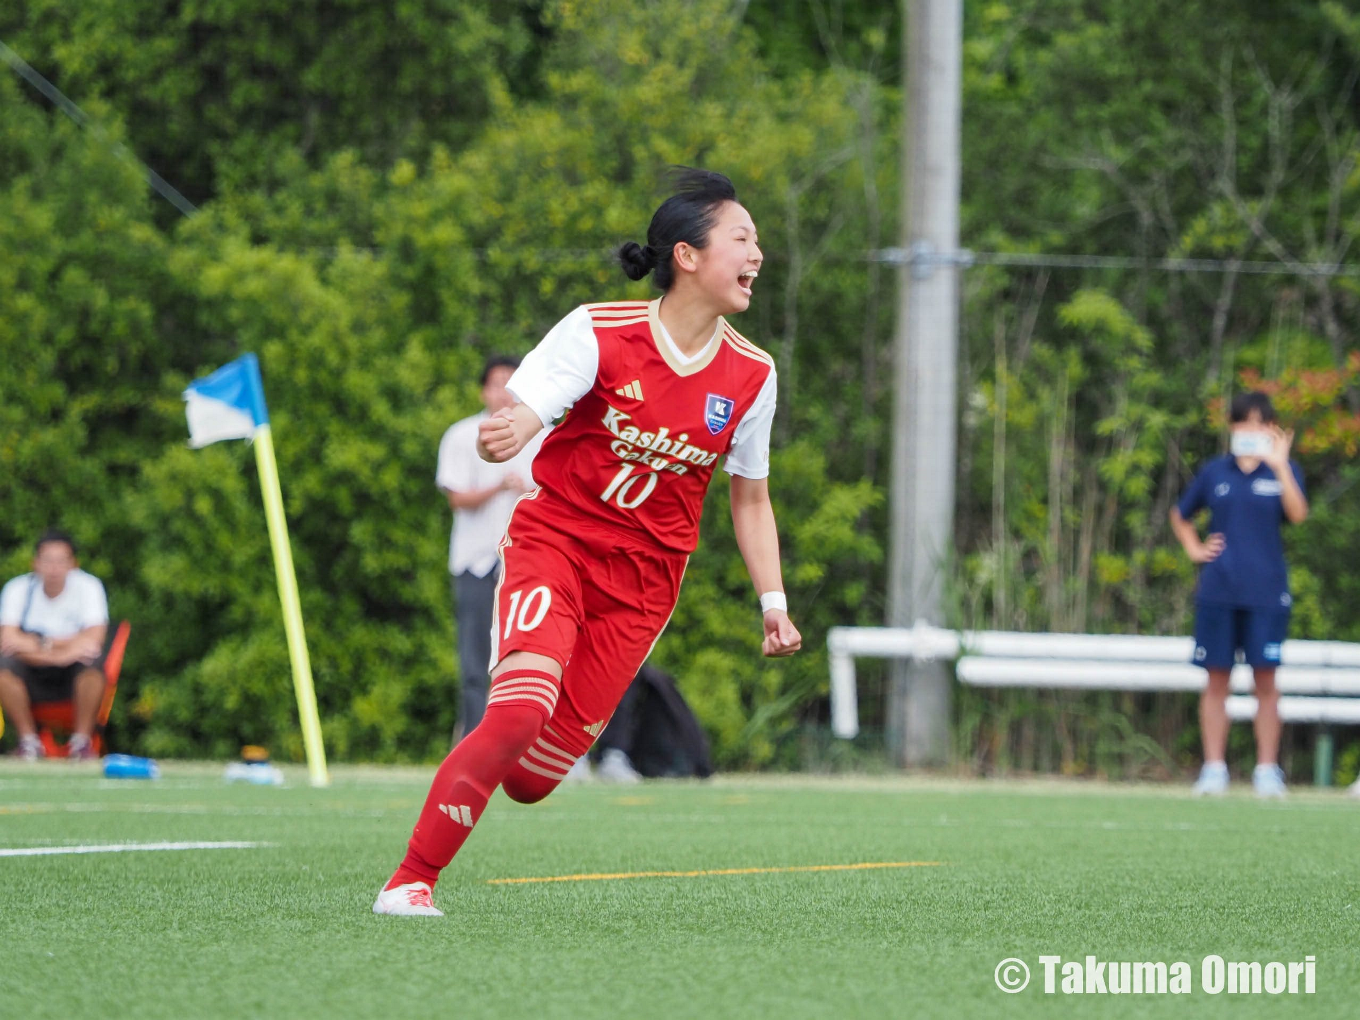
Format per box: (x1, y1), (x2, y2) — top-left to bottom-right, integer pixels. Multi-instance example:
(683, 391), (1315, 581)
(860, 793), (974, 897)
(738, 269), (758, 295)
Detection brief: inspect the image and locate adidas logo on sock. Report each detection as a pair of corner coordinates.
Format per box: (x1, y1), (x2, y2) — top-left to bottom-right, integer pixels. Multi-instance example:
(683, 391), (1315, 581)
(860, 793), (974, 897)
(614, 379), (643, 401)
(438, 804), (474, 826)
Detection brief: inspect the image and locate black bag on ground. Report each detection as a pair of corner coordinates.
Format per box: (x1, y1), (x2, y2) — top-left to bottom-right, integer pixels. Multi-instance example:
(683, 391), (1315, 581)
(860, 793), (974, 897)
(598, 664), (712, 778)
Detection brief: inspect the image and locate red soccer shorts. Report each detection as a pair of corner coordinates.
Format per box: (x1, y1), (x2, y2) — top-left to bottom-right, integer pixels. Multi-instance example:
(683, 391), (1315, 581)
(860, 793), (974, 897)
(489, 489), (688, 760)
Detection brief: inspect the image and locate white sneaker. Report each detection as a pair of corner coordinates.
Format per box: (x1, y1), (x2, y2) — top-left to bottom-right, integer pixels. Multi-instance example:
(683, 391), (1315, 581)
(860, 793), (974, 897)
(1350, 779), (1360, 799)
(373, 882), (443, 917)
(16, 735), (45, 762)
(1192, 762), (1229, 796)
(563, 756), (593, 783)
(1253, 764), (1287, 800)
(597, 748), (643, 784)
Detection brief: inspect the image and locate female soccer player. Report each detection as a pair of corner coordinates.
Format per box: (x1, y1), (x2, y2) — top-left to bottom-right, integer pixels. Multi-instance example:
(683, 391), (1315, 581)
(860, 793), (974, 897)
(375, 168), (801, 915)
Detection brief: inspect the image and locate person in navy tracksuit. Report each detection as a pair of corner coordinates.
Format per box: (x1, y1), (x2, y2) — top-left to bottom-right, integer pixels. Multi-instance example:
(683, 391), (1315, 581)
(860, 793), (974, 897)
(1170, 392), (1308, 798)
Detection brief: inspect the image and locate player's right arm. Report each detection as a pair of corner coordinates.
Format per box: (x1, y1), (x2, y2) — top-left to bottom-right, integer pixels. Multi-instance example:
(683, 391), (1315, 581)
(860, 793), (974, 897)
(1169, 508), (1223, 564)
(477, 408), (543, 463)
(1169, 470), (1223, 565)
(477, 306), (598, 464)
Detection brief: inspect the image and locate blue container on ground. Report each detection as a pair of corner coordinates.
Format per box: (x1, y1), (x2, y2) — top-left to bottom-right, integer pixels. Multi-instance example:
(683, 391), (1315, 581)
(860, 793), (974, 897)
(103, 754), (160, 780)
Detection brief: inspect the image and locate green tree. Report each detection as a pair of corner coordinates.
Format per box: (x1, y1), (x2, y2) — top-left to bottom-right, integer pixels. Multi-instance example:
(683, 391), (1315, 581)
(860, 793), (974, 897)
(2, 0), (542, 204)
(6, 0), (1360, 776)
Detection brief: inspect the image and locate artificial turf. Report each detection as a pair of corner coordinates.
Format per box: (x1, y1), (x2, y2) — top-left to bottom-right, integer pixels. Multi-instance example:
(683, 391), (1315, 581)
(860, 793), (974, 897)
(1, 762), (1357, 1019)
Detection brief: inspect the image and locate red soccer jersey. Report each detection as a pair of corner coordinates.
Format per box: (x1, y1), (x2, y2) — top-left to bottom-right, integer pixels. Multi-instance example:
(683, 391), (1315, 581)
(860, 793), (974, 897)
(509, 299), (776, 554)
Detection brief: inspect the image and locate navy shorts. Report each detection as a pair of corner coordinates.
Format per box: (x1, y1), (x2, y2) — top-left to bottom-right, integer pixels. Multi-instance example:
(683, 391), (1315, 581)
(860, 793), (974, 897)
(1192, 604), (1290, 670)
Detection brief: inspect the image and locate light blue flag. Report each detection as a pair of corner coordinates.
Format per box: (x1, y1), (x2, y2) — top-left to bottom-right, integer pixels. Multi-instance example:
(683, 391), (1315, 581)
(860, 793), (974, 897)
(183, 354), (270, 448)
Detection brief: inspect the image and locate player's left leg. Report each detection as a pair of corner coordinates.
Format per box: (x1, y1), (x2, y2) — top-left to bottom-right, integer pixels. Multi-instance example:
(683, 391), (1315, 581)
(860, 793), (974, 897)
(1251, 667), (1281, 760)
(1245, 606), (1289, 797)
(498, 629), (661, 805)
(501, 542), (687, 806)
(500, 718), (596, 804)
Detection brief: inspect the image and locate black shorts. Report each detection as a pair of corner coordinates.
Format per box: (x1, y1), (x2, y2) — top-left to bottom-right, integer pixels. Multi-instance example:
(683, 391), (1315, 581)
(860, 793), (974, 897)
(0, 655), (102, 704)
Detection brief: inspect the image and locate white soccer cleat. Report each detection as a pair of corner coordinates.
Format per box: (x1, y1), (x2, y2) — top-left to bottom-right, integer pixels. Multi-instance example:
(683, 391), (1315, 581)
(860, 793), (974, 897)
(1192, 762), (1229, 796)
(597, 748), (643, 785)
(1252, 764), (1287, 800)
(373, 882), (444, 917)
(1350, 779), (1360, 799)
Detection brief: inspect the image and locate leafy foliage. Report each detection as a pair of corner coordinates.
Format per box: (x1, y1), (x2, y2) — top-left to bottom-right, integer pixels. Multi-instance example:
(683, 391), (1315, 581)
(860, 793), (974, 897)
(0, 0), (887, 766)
(3, 0), (1360, 775)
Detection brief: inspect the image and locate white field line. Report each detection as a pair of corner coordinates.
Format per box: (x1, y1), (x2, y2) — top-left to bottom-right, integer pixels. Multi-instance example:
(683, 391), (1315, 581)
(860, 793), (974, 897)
(0, 840), (275, 858)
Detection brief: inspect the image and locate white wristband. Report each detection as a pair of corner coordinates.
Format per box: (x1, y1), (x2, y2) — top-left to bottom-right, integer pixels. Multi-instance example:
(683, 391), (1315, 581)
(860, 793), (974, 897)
(759, 591), (787, 614)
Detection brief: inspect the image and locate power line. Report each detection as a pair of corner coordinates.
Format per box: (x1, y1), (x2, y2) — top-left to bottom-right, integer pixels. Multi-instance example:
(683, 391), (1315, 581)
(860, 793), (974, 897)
(311, 246), (1360, 279)
(871, 246), (1360, 278)
(351, 245), (1359, 279)
(1, 37), (198, 218)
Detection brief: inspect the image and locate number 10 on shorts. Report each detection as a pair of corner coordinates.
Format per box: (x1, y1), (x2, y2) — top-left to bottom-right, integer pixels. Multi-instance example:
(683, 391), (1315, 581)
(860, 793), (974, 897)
(503, 585), (552, 639)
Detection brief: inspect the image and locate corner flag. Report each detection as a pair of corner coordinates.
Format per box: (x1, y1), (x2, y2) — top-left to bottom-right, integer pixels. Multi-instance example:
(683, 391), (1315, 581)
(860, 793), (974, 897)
(184, 354), (269, 448)
(183, 355), (329, 787)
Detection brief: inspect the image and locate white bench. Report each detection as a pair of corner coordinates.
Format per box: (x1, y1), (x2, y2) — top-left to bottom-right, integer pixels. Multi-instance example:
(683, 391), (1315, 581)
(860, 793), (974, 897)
(827, 623), (1360, 784)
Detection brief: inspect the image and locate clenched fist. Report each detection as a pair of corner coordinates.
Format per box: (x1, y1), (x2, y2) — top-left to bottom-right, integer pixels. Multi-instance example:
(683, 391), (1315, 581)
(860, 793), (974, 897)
(478, 408), (523, 463)
(762, 610), (802, 657)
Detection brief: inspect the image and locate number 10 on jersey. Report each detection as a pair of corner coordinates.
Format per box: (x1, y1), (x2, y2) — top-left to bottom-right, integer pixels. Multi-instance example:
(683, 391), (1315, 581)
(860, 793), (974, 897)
(600, 463), (659, 509)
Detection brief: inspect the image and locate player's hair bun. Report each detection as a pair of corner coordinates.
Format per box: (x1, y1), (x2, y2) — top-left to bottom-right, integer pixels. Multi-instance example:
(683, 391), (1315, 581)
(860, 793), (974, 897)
(617, 240), (657, 281)
(620, 167), (737, 291)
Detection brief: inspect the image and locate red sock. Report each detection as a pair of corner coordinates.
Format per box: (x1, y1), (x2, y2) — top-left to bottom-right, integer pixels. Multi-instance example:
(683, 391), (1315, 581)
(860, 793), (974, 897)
(387, 670), (559, 889)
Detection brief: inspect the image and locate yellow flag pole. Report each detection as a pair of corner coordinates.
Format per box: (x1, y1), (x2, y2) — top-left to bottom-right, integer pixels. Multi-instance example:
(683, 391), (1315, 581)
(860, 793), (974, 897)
(252, 423), (329, 787)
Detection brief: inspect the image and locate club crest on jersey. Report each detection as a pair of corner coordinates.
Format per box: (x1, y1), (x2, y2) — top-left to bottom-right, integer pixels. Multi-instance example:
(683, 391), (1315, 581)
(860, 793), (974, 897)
(705, 394), (734, 435)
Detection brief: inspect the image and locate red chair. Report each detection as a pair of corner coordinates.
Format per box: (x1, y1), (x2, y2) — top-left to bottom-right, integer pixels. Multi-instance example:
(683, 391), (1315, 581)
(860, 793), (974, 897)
(33, 620), (131, 758)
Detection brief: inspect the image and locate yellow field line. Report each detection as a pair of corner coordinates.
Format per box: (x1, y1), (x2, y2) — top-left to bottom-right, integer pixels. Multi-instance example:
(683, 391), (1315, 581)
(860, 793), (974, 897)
(488, 861), (944, 885)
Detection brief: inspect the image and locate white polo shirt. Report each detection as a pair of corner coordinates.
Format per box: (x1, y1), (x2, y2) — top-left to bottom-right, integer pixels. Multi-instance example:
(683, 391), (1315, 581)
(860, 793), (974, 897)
(0, 570), (109, 639)
(436, 412), (547, 577)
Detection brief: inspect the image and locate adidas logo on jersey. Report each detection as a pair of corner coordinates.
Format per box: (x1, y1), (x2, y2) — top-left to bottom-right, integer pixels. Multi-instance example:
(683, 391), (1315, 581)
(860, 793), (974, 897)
(438, 804), (474, 826)
(584, 720), (605, 738)
(615, 379), (644, 401)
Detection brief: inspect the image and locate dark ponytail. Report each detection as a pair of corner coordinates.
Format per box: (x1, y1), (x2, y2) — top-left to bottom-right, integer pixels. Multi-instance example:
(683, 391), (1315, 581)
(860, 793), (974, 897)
(617, 241), (659, 281)
(615, 166), (738, 290)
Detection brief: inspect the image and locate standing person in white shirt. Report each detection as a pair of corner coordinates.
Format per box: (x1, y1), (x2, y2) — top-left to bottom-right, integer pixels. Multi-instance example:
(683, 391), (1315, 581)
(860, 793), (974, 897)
(0, 529), (109, 760)
(436, 356), (547, 743)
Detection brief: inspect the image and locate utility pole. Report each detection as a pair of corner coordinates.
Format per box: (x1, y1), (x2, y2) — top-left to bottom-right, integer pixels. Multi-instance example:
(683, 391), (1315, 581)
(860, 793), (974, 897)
(886, 0), (963, 767)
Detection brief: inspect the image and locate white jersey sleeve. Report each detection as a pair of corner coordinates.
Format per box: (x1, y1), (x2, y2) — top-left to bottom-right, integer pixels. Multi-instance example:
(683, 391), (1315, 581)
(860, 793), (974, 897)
(507, 306), (599, 428)
(724, 367), (777, 480)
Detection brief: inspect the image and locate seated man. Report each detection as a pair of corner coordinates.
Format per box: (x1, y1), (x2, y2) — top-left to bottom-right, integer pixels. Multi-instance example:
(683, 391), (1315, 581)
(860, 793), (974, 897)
(0, 529), (109, 760)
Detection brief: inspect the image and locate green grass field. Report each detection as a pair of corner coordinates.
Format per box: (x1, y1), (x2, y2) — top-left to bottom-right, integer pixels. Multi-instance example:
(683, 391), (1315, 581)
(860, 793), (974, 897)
(2, 762), (1357, 1020)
